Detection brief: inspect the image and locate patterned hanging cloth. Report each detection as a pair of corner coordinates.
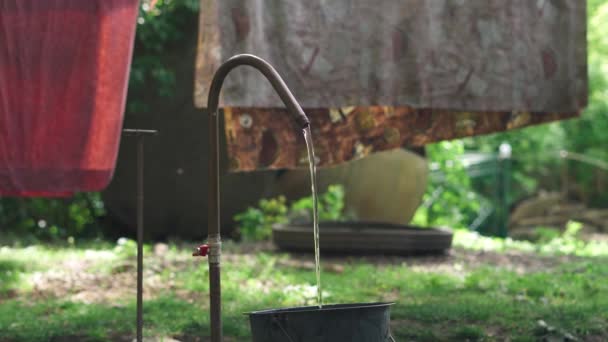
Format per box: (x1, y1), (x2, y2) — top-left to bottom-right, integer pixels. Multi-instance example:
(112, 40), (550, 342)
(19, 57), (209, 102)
(0, 0), (139, 196)
(194, 0), (588, 171)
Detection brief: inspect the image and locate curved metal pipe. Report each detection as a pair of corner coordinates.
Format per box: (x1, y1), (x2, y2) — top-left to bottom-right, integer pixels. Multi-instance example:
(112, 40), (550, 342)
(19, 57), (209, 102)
(204, 54), (310, 342)
(207, 54), (310, 128)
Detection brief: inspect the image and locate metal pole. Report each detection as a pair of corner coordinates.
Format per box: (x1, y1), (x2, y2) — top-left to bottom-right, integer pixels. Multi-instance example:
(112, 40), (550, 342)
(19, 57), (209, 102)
(497, 156), (511, 237)
(561, 156), (569, 198)
(492, 158), (501, 236)
(498, 143), (512, 238)
(208, 112), (222, 342)
(123, 129), (157, 342)
(136, 135), (144, 342)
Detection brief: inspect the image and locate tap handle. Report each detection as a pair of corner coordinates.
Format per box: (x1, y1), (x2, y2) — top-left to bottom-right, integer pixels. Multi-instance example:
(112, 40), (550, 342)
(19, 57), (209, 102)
(193, 244), (209, 257)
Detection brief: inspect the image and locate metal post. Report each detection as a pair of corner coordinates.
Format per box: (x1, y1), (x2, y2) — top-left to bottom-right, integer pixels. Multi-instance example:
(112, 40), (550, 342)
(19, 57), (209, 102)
(123, 129), (157, 342)
(498, 143), (512, 238)
(560, 150), (569, 198)
(136, 136), (144, 342)
(491, 158), (501, 236)
(208, 112), (222, 342)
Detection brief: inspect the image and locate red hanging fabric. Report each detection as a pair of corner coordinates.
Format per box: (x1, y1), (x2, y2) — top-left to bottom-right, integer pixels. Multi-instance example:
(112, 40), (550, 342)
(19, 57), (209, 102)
(0, 0), (139, 197)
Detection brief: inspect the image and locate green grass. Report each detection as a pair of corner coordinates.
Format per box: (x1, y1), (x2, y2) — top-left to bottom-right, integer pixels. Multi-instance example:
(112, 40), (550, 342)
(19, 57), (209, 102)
(1, 236), (607, 341)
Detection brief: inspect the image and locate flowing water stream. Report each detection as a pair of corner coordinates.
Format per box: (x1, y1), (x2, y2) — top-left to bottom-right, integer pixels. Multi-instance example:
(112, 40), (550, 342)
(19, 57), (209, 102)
(303, 126), (322, 308)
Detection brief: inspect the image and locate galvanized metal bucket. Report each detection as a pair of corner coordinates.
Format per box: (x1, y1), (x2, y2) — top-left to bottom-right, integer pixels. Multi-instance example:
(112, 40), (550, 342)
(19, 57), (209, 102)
(248, 302), (395, 341)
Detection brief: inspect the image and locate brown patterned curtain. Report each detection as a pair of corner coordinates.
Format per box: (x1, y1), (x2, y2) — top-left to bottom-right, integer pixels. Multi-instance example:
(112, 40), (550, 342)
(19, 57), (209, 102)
(195, 0), (587, 171)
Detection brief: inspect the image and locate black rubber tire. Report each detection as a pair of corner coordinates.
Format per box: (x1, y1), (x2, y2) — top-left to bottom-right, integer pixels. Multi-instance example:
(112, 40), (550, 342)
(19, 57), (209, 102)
(273, 221), (453, 254)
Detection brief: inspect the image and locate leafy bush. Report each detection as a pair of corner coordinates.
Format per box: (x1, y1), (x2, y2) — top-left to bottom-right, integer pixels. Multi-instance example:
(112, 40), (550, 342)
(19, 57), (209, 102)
(289, 185), (345, 222)
(234, 185), (346, 241)
(127, 0), (199, 114)
(453, 220), (608, 257)
(0, 193), (106, 241)
(234, 196), (288, 241)
(412, 141), (482, 229)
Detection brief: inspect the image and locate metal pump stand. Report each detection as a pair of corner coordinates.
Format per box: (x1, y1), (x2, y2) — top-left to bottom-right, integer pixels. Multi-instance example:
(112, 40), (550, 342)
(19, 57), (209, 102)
(122, 129), (158, 342)
(192, 54), (310, 342)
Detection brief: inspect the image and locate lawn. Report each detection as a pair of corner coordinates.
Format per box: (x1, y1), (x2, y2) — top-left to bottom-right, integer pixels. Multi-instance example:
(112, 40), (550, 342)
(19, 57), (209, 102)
(0, 231), (607, 341)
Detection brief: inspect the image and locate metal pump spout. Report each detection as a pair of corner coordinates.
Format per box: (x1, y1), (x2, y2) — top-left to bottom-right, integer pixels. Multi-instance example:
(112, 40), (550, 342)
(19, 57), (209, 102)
(200, 54), (310, 342)
(207, 54), (310, 128)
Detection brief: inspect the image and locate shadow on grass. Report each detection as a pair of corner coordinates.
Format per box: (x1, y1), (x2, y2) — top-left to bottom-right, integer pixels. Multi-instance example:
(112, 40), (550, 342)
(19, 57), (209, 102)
(0, 259), (26, 298)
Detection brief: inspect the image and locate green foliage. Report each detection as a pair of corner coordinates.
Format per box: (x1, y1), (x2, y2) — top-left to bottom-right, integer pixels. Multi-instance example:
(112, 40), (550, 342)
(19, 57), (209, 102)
(127, 0), (199, 114)
(234, 185), (346, 241)
(0, 193), (106, 241)
(289, 184), (346, 222)
(0, 259), (25, 296)
(453, 221), (608, 257)
(563, 220), (584, 239)
(450, 326), (485, 341)
(412, 141), (482, 228)
(234, 196), (288, 241)
(532, 227), (562, 244)
(559, 0), (608, 205)
(113, 237), (139, 259)
(464, 124), (566, 197)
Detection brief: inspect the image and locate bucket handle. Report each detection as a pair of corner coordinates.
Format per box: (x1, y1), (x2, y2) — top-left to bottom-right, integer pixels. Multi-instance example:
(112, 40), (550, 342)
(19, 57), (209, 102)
(272, 314), (295, 342)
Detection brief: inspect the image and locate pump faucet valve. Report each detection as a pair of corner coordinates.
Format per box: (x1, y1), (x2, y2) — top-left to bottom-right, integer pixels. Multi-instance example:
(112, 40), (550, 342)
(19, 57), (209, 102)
(193, 244), (209, 257)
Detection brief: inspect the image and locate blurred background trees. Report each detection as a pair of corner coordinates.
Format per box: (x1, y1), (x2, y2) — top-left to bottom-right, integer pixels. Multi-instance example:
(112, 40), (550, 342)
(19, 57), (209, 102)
(1, 0), (607, 241)
(416, 0), (608, 230)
